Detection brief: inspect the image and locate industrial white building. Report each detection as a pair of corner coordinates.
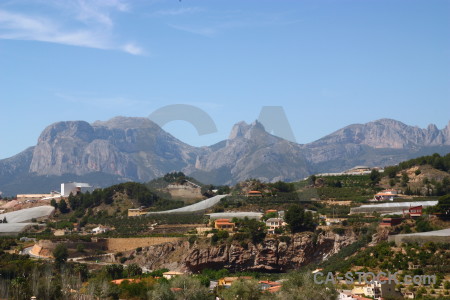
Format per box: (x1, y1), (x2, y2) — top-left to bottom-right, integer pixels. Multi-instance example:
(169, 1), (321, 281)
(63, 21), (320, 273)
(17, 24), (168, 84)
(61, 182), (94, 197)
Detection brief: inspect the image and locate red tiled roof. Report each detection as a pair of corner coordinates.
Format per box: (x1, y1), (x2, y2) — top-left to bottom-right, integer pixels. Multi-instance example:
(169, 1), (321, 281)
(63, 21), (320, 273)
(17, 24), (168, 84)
(111, 278), (141, 285)
(215, 219), (231, 223)
(259, 280), (281, 286)
(266, 286), (281, 293)
(375, 193), (398, 196)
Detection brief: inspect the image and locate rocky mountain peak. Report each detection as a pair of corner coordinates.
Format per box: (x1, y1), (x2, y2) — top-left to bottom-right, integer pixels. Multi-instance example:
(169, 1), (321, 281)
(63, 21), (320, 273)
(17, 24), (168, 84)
(427, 124), (438, 132)
(228, 120), (267, 140)
(228, 121), (250, 139)
(38, 121), (94, 144)
(1, 116), (449, 194)
(92, 116), (160, 130)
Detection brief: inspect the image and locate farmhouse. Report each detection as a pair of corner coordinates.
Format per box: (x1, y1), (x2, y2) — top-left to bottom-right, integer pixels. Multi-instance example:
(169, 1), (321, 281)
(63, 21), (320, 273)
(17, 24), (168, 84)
(380, 218), (402, 227)
(214, 219), (235, 232)
(373, 189), (399, 201)
(163, 271), (184, 279)
(406, 205), (423, 218)
(247, 190), (262, 197)
(265, 218), (284, 234)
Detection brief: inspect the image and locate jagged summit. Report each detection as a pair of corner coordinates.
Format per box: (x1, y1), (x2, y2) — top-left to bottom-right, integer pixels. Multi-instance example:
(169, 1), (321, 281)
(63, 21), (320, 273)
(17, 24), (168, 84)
(228, 120), (267, 140)
(92, 116), (160, 130)
(1, 116), (449, 194)
(310, 118), (450, 149)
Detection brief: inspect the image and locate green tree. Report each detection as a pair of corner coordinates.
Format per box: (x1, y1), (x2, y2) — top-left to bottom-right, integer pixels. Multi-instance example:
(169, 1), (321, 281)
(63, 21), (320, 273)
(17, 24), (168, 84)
(170, 275), (210, 300)
(416, 218), (433, 232)
(384, 166), (399, 178)
(276, 272), (337, 300)
(50, 199), (58, 209)
(53, 244), (68, 265)
(126, 263), (142, 277)
(262, 211), (278, 221)
(76, 244), (85, 253)
(58, 199), (69, 214)
(221, 278), (261, 300)
(369, 169), (381, 185)
(105, 264), (124, 280)
(10, 277), (30, 300)
(285, 205), (315, 233)
(272, 181), (295, 193)
(147, 282), (175, 300)
(436, 194), (450, 218)
(401, 172), (410, 187)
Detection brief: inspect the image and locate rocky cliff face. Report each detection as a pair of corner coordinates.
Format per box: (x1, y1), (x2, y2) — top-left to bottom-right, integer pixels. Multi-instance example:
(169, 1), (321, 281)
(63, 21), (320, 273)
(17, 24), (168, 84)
(307, 119), (450, 150)
(125, 231), (357, 272)
(28, 117), (202, 182)
(1, 117), (450, 194)
(0, 147), (34, 178)
(302, 119), (450, 172)
(188, 121), (311, 184)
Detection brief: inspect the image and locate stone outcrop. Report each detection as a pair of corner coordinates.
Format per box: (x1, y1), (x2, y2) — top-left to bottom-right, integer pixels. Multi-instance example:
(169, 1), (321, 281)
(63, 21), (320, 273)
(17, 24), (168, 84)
(1, 117), (450, 194)
(188, 120), (311, 184)
(126, 231), (357, 272)
(29, 117), (201, 181)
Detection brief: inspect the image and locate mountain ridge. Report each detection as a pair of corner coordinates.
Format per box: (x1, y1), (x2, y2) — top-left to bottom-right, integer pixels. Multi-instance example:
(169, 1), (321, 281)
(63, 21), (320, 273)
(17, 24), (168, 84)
(1, 117), (449, 195)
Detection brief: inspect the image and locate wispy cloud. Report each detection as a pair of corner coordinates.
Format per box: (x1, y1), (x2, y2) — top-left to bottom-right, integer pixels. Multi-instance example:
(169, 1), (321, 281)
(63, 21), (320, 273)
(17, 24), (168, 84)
(169, 24), (216, 37)
(0, 0), (143, 55)
(155, 7), (204, 16)
(122, 43), (144, 55)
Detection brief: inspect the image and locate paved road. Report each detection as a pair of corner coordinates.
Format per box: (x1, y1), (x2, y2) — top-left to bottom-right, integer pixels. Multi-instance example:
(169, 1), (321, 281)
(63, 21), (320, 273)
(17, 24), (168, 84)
(394, 228), (450, 237)
(147, 194), (228, 214)
(22, 246), (121, 266)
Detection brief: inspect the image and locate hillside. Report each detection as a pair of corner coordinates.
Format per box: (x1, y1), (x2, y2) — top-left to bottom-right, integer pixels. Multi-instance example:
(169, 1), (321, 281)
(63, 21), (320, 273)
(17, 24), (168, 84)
(1, 117), (450, 195)
(381, 153), (450, 196)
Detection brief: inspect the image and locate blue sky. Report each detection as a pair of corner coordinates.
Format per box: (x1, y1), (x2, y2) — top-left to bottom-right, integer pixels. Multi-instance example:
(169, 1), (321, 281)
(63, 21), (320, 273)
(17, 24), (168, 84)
(0, 0), (449, 159)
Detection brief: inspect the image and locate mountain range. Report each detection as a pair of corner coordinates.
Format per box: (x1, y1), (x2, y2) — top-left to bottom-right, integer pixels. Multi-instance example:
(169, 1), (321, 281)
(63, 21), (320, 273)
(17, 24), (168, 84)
(1, 117), (449, 195)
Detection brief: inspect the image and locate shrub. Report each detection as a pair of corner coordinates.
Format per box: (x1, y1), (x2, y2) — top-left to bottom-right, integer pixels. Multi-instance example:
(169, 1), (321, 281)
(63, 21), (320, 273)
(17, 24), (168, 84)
(211, 234), (219, 244)
(332, 227), (345, 235)
(188, 235), (197, 245)
(279, 236), (291, 243)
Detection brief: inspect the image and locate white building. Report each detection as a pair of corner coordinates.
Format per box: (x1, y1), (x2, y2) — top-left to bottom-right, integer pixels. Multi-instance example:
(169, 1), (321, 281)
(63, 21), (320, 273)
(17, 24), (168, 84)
(265, 218), (285, 234)
(163, 271), (184, 279)
(352, 277), (400, 300)
(92, 225), (109, 234)
(337, 290), (355, 299)
(61, 182), (93, 197)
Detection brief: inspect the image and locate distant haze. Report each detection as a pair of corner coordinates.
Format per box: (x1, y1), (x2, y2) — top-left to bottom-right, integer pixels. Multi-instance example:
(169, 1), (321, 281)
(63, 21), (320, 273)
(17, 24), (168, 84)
(0, 1), (449, 159)
(0, 116), (449, 195)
